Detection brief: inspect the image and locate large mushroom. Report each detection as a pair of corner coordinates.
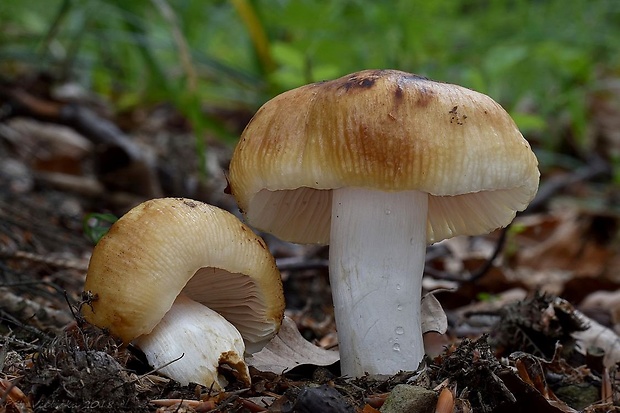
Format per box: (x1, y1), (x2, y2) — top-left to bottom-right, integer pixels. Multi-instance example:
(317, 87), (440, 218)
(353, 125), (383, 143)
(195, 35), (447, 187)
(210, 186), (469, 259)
(228, 69), (539, 377)
(82, 198), (285, 389)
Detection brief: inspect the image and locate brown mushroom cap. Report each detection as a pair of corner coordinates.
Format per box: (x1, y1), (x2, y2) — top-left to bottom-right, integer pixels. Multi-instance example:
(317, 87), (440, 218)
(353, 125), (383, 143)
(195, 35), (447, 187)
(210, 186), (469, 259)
(229, 69), (539, 244)
(82, 198), (285, 353)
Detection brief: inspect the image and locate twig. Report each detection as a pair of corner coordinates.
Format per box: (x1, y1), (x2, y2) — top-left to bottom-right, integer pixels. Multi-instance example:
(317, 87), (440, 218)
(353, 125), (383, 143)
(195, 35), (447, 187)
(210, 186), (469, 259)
(527, 154), (611, 213)
(425, 224), (510, 283)
(275, 257), (328, 272)
(114, 352), (185, 390)
(0, 247), (88, 272)
(0, 86), (163, 198)
(0, 310), (50, 343)
(0, 288), (74, 329)
(0, 200), (87, 251)
(0, 337), (9, 372)
(425, 154), (612, 283)
(0, 335), (42, 352)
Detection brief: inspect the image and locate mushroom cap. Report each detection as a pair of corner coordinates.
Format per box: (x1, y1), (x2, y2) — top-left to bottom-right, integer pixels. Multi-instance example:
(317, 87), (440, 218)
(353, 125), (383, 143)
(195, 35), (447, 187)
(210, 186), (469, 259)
(82, 198), (285, 353)
(229, 69), (540, 244)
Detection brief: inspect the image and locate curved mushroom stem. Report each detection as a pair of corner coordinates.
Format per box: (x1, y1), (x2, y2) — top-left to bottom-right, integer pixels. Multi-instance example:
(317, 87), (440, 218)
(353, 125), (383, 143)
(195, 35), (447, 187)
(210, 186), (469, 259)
(133, 294), (250, 390)
(330, 187), (428, 377)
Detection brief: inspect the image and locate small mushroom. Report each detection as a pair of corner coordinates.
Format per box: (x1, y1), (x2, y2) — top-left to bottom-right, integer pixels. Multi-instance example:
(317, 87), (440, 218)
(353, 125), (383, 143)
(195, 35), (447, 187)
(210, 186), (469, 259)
(229, 69), (539, 377)
(82, 198), (285, 389)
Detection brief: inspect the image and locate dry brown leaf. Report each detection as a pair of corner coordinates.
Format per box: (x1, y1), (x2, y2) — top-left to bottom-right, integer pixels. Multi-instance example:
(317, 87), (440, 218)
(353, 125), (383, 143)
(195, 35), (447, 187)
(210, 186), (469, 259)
(0, 378), (33, 413)
(360, 404), (381, 413)
(516, 209), (617, 279)
(572, 309), (620, 367)
(249, 296), (444, 375)
(246, 316), (339, 374)
(580, 290), (620, 328)
(421, 292), (448, 334)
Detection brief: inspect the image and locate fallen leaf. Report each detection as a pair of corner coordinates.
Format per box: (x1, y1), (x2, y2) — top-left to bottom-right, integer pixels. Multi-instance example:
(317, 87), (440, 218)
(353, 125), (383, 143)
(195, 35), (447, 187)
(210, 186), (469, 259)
(421, 292), (448, 334)
(572, 309), (620, 367)
(0, 378), (33, 413)
(247, 316), (339, 374)
(359, 404), (381, 413)
(516, 209), (616, 279)
(580, 289), (620, 327)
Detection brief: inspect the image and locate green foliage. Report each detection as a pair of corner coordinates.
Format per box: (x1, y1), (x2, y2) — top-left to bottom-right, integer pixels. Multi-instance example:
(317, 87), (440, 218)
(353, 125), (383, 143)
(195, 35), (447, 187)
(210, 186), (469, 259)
(504, 221), (528, 259)
(82, 212), (118, 244)
(1, 0), (619, 166)
(612, 155), (620, 186)
(476, 292), (498, 303)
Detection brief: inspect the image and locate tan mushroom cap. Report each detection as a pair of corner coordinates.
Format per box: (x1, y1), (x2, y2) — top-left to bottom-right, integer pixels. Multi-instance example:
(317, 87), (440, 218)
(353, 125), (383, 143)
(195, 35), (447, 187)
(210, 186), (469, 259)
(82, 198), (285, 353)
(229, 69), (540, 244)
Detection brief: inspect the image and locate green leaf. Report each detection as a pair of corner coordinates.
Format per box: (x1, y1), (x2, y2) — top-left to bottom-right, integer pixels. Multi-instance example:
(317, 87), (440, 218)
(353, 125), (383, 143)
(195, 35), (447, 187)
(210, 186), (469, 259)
(83, 213), (118, 244)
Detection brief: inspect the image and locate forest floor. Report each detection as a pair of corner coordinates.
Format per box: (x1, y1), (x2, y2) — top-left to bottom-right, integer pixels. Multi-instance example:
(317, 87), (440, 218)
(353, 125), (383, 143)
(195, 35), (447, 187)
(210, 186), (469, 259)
(1, 73), (620, 412)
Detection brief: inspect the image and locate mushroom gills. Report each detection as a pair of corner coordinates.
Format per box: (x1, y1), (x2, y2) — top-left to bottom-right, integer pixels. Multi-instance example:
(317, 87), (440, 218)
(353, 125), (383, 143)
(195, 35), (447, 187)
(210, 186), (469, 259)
(133, 294), (250, 390)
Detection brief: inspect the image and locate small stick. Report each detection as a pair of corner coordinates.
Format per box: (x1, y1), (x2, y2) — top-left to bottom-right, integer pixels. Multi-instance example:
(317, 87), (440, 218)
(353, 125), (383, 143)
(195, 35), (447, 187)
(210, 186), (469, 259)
(113, 353), (185, 390)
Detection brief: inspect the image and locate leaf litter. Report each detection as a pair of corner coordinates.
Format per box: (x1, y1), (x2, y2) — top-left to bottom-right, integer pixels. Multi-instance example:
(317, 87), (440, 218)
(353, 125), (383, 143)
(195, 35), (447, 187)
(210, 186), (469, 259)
(0, 77), (620, 412)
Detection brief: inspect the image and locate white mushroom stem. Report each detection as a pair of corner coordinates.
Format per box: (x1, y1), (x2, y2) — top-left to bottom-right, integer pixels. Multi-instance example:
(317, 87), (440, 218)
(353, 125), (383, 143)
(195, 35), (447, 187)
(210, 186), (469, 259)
(330, 187), (428, 377)
(133, 294), (250, 390)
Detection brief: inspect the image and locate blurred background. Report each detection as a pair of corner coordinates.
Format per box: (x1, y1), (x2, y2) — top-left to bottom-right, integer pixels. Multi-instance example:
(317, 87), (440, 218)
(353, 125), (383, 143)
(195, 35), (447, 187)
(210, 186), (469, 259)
(2, 0), (619, 173)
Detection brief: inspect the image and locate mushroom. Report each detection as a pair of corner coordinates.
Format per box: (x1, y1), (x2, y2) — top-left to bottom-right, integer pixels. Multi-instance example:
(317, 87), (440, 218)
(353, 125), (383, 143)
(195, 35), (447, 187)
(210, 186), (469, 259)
(228, 69), (539, 377)
(82, 198), (285, 389)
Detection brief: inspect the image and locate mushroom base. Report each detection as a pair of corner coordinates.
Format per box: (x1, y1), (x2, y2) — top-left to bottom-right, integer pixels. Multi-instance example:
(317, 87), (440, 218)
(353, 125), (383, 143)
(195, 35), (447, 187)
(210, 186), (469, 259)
(133, 294), (250, 390)
(330, 187), (428, 377)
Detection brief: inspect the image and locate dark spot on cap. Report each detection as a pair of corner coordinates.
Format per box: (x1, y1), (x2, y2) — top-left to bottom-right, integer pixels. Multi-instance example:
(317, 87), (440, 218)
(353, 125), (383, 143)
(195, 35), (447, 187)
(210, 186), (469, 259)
(183, 200), (198, 208)
(337, 73), (378, 91)
(394, 84), (404, 101)
(448, 106), (467, 125)
(402, 73), (429, 83)
(359, 78), (375, 87)
(413, 85), (436, 108)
